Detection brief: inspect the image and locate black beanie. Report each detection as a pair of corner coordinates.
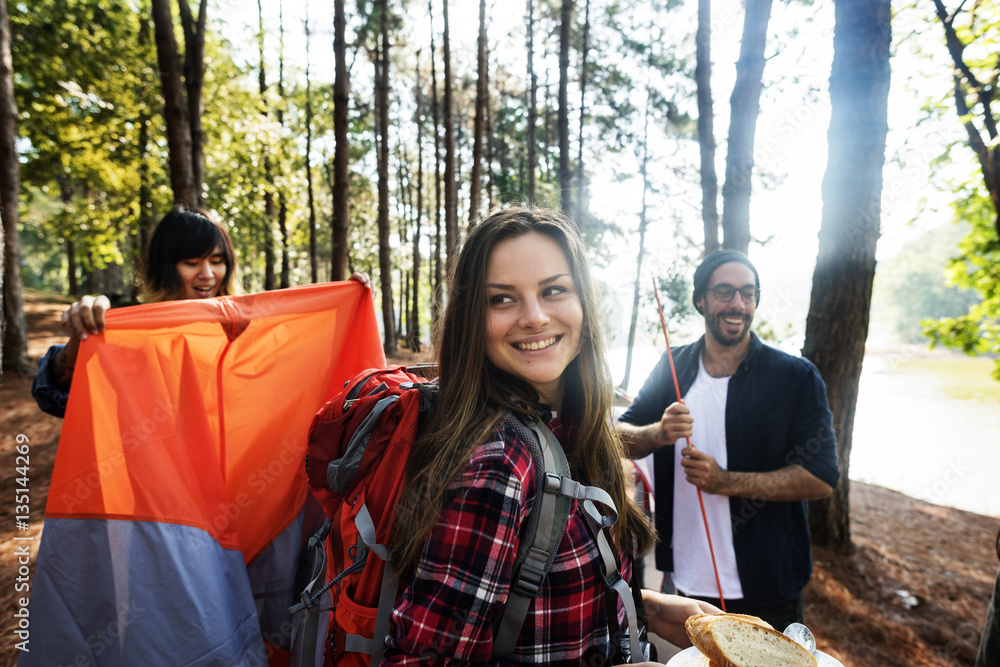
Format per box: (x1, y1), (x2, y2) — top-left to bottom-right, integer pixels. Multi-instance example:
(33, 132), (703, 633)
(692, 249), (760, 313)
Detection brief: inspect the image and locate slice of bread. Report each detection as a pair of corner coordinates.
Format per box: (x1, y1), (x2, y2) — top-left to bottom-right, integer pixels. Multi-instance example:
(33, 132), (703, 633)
(685, 613), (817, 667)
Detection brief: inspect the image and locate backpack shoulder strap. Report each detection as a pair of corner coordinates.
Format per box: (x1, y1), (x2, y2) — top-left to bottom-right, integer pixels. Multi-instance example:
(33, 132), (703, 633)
(492, 415), (574, 658)
(492, 413), (646, 663)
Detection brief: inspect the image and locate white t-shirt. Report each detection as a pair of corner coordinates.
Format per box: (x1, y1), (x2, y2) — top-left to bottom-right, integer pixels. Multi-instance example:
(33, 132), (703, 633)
(671, 354), (744, 600)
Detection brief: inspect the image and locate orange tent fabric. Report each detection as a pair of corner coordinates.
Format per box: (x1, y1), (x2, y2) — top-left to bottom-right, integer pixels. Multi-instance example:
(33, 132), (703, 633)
(45, 281), (384, 561)
(26, 282), (385, 666)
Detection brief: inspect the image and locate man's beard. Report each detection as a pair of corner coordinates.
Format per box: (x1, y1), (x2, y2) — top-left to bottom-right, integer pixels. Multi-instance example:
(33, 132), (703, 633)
(706, 310), (752, 346)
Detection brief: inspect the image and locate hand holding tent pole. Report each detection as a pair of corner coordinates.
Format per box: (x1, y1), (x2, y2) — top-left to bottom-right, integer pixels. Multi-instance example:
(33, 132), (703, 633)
(652, 278), (727, 612)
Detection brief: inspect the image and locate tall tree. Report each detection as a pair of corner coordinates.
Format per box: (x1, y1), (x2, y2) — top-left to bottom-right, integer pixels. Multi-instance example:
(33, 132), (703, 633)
(257, 0), (276, 290)
(622, 92), (653, 393)
(0, 205), (4, 376)
(468, 0), (488, 229)
(557, 0), (573, 218)
(442, 0), (457, 276)
(136, 11), (155, 296)
(697, 0), (720, 255)
(525, 0), (538, 203)
(410, 51), (424, 353)
(332, 0), (350, 280)
(429, 0), (443, 329)
(802, 0), (891, 550)
(0, 0), (28, 374)
(720, 0), (772, 254)
(150, 0), (206, 208)
(574, 0), (590, 226)
(376, 0), (396, 354)
(277, 0), (290, 289)
(305, 3), (318, 284)
(177, 0), (206, 206)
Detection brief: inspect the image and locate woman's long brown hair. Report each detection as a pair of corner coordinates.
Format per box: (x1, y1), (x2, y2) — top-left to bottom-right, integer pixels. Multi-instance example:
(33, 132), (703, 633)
(390, 206), (656, 580)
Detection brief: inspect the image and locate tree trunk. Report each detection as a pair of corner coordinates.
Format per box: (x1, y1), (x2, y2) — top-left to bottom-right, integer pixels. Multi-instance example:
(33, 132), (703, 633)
(0, 0), (28, 374)
(177, 0), (207, 208)
(258, 0), (276, 291)
(557, 0), (573, 219)
(622, 94), (652, 392)
(150, 0), (196, 207)
(332, 0), (350, 281)
(442, 0), (457, 278)
(467, 0), (488, 230)
(277, 1), (289, 289)
(305, 6), (318, 284)
(410, 52), (424, 353)
(574, 0), (590, 228)
(485, 58), (495, 210)
(0, 203), (4, 378)
(697, 0), (720, 255)
(429, 0), (443, 331)
(802, 0), (891, 552)
(544, 76), (553, 182)
(720, 0), (772, 254)
(135, 11), (153, 300)
(376, 0), (396, 355)
(526, 0), (537, 203)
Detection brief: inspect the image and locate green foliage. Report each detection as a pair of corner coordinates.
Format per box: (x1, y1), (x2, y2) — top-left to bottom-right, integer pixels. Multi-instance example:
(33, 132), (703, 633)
(872, 221), (980, 343)
(11, 0), (169, 292)
(643, 266), (696, 338)
(922, 185), (1000, 379)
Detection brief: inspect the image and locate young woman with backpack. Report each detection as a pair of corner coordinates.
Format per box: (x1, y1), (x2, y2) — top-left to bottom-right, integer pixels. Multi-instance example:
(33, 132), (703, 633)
(383, 207), (718, 665)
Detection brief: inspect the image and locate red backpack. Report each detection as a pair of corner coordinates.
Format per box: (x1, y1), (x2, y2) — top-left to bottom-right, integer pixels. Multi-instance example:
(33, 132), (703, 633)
(289, 366), (652, 666)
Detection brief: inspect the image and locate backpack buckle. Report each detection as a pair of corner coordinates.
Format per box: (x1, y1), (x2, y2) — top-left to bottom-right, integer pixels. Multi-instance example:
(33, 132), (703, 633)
(545, 472), (563, 493)
(512, 562), (546, 597)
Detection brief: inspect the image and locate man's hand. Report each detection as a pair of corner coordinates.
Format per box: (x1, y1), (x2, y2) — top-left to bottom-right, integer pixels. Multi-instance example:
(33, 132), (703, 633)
(617, 401), (693, 458)
(658, 402), (693, 446)
(640, 589), (723, 649)
(680, 446), (728, 494)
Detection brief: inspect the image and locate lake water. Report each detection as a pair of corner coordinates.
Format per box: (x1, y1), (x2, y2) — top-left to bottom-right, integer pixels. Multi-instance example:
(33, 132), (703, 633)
(610, 344), (1000, 517)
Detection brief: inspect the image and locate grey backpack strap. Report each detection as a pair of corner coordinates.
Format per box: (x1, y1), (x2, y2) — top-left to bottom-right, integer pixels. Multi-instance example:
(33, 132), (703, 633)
(590, 519), (644, 662)
(493, 414), (646, 663)
(354, 502), (400, 666)
(492, 417), (574, 659)
(288, 519), (333, 667)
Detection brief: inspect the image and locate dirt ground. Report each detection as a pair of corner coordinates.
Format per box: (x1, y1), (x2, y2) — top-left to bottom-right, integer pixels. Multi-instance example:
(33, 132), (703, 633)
(1, 291), (997, 666)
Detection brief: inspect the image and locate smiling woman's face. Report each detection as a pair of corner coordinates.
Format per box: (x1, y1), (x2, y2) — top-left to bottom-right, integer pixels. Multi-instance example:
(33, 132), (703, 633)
(175, 246), (227, 299)
(483, 232), (583, 408)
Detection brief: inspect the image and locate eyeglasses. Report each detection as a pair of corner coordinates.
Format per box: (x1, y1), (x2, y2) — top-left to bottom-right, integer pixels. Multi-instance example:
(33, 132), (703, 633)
(706, 284), (759, 303)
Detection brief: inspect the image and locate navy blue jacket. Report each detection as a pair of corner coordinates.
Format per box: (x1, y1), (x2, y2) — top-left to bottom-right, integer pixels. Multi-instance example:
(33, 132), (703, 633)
(619, 333), (840, 607)
(32, 344), (69, 418)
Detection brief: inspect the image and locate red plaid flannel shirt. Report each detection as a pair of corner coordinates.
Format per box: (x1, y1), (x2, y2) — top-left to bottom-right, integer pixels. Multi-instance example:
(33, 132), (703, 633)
(383, 415), (632, 665)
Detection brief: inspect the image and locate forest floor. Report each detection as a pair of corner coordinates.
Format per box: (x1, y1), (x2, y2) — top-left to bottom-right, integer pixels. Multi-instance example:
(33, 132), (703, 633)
(1, 291), (997, 666)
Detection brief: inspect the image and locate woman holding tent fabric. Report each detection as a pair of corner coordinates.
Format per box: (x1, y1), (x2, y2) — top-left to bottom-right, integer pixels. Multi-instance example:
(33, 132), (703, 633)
(32, 206), (370, 417)
(384, 207), (717, 665)
(31, 207), (242, 417)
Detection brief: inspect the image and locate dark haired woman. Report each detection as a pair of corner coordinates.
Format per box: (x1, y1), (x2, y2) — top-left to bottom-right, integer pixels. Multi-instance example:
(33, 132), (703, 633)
(32, 208), (240, 417)
(383, 207), (716, 665)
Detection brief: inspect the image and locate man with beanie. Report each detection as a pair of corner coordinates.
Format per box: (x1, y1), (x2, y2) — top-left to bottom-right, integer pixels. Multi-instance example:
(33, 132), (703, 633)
(616, 249), (840, 630)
